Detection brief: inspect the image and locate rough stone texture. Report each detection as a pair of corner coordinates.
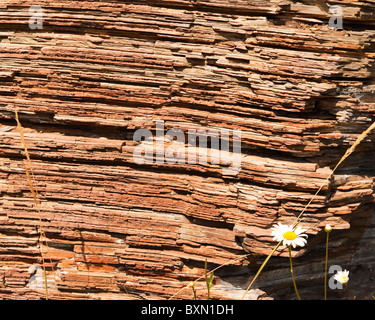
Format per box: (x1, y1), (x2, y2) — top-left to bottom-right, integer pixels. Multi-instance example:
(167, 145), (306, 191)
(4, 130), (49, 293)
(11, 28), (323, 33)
(0, 0), (374, 300)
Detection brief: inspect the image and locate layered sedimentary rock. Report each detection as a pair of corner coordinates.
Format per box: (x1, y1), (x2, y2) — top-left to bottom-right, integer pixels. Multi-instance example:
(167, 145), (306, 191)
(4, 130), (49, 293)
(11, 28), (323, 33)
(0, 0), (374, 300)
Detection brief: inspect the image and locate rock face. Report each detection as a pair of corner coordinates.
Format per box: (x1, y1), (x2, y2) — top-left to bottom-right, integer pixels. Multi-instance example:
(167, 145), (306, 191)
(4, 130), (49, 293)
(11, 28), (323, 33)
(0, 0), (374, 300)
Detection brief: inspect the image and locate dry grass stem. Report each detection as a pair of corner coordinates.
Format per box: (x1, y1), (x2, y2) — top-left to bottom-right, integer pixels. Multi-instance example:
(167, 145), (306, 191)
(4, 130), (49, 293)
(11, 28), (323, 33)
(293, 121), (375, 228)
(15, 110), (50, 300)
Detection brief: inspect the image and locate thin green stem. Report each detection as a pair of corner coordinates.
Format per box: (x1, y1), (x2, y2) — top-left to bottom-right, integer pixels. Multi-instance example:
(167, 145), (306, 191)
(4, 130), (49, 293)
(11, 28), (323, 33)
(205, 259), (211, 300)
(193, 287), (197, 300)
(241, 241), (282, 300)
(188, 281), (197, 300)
(324, 231), (330, 300)
(288, 246), (301, 300)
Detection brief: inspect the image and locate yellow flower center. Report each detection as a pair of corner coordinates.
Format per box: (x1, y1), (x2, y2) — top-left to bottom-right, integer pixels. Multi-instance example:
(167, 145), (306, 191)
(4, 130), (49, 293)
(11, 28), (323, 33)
(283, 231), (297, 241)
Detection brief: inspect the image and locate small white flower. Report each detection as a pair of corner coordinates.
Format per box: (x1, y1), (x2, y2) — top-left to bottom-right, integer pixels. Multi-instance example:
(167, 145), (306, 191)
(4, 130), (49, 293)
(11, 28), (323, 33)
(334, 270), (349, 285)
(271, 223), (308, 248)
(325, 224), (332, 233)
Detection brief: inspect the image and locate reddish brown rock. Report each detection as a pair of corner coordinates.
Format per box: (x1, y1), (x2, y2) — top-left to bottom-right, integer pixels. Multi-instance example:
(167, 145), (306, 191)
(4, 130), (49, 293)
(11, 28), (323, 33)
(0, 0), (374, 300)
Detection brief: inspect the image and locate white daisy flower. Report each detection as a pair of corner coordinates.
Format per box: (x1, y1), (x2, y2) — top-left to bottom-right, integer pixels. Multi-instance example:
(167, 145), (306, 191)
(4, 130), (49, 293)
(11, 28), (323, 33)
(271, 223), (308, 248)
(334, 270), (349, 285)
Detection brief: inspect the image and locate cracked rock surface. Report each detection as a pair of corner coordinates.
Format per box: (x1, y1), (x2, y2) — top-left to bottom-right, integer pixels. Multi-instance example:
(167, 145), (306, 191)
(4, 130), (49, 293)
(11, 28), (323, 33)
(0, 0), (374, 299)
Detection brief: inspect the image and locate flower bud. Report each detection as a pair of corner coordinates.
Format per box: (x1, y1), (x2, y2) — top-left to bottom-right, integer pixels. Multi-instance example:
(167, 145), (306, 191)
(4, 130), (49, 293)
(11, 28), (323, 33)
(324, 224), (332, 233)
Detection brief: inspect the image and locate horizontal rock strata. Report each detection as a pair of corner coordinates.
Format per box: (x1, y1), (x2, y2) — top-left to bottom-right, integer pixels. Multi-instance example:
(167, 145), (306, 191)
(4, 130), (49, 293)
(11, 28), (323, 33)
(0, 0), (374, 299)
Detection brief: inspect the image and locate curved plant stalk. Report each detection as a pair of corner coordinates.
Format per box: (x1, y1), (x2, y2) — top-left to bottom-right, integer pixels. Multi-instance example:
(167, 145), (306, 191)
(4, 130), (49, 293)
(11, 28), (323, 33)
(288, 246), (301, 300)
(15, 110), (49, 300)
(241, 241), (282, 300)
